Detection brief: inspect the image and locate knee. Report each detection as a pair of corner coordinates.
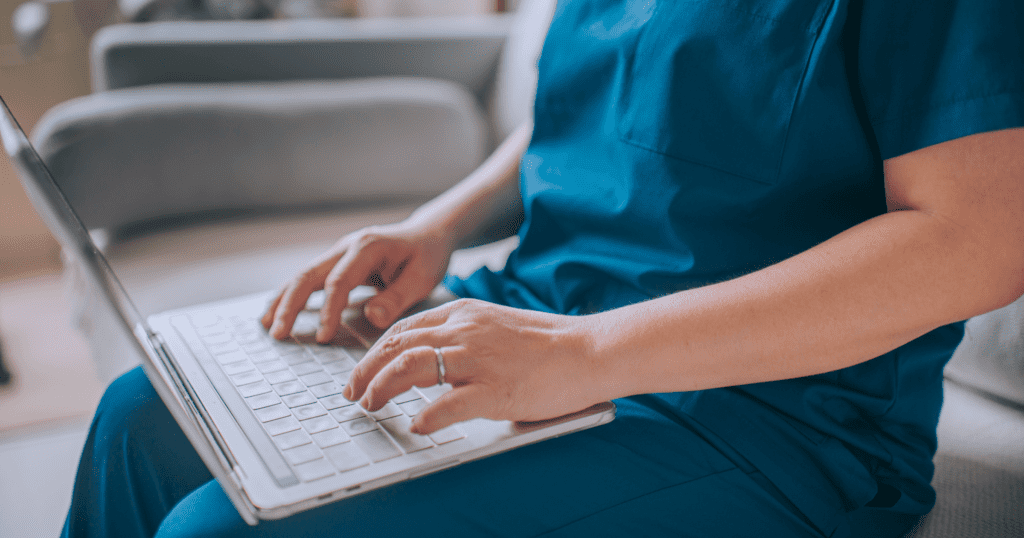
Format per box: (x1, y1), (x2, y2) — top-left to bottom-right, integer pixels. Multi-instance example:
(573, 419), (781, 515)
(92, 366), (164, 449)
(155, 482), (249, 538)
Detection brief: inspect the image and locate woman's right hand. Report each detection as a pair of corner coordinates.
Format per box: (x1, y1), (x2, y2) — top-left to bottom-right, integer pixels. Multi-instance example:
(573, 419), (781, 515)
(261, 219), (455, 343)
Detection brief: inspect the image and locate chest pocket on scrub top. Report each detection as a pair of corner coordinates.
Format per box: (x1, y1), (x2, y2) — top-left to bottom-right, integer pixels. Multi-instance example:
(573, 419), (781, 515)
(616, 0), (828, 185)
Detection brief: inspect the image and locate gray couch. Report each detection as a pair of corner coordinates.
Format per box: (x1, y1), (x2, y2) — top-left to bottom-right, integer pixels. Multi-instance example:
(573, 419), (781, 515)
(30, 2), (1024, 536)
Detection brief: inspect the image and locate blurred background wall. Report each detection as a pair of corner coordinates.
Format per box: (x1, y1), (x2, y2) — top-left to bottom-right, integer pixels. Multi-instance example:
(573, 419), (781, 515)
(1, 0), (91, 280)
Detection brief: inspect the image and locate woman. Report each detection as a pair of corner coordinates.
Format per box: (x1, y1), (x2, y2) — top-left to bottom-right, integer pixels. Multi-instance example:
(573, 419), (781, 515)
(64, 1), (1024, 536)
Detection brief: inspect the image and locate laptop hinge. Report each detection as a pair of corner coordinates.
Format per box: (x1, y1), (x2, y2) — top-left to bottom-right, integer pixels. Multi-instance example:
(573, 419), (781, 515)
(148, 333), (241, 474)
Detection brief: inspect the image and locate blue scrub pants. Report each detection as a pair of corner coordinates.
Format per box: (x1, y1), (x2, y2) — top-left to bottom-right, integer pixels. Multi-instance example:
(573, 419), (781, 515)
(60, 367), (916, 538)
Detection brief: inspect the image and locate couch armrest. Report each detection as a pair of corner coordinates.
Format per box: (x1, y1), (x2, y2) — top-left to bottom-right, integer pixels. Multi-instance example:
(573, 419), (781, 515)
(90, 15), (512, 94)
(32, 77), (489, 234)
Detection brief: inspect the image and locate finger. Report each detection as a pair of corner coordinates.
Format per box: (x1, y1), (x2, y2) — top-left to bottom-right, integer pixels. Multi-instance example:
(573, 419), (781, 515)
(344, 326), (447, 401)
(363, 261), (436, 329)
(261, 291), (284, 329)
(268, 262), (336, 339)
(316, 245), (381, 343)
(368, 298), (460, 350)
(359, 345), (443, 411)
(412, 384), (495, 435)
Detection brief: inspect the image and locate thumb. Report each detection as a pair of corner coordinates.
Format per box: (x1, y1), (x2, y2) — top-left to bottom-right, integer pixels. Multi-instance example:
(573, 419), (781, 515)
(364, 266), (435, 328)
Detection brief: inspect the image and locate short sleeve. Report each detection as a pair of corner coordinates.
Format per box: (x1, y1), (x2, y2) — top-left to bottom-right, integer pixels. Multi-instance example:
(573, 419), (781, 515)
(855, 0), (1024, 160)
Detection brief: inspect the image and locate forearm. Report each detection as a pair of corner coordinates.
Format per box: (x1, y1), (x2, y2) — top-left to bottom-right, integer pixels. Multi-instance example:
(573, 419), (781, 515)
(404, 122), (530, 250)
(588, 208), (1024, 398)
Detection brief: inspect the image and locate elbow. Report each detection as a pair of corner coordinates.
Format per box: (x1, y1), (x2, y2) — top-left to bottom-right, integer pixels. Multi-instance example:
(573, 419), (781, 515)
(969, 239), (1024, 315)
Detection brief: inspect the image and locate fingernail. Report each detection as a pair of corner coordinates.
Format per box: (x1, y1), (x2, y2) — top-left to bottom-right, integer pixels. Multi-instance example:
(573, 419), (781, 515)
(343, 385), (353, 400)
(359, 396), (369, 409)
(409, 421), (421, 435)
(367, 305), (387, 326)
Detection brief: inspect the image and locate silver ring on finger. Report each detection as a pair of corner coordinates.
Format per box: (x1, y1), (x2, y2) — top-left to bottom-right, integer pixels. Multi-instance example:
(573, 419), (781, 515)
(433, 347), (446, 386)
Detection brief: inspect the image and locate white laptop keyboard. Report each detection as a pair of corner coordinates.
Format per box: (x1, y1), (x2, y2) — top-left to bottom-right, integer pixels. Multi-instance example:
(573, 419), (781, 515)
(187, 312), (464, 483)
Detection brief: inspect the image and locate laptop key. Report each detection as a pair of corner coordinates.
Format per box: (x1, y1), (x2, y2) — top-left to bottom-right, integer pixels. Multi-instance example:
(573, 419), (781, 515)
(272, 429), (312, 450)
(311, 348), (347, 361)
(221, 360), (255, 376)
(322, 442), (369, 472)
(393, 389), (420, 404)
(318, 394), (351, 410)
(367, 402), (402, 421)
(248, 349), (278, 363)
(301, 415), (338, 434)
(291, 362), (323, 376)
(201, 332), (233, 346)
(257, 360), (288, 374)
(264, 369), (297, 385)
(270, 341), (303, 356)
(299, 372), (333, 387)
(428, 426), (466, 445)
(282, 443), (323, 466)
(264, 416), (301, 436)
(207, 341), (241, 355)
(234, 331), (263, 345)
(417, 385), (450, 402)
(245, 392), (281, 410)
(341, 417), (378, 436)
(398, 399), (426, 417)
(190, 312), (221, 327)
(344, 348), (367, 362)
(380, 415), (434, 453)
(293, 458), (336, 482)
(242, 340), (271, 354)
(272, 381), (306, 396)
(284, 353), (314, 366)
(195, 324), (226, 337)
(323, 360), (354, 375)
(237, 380), (272, 398)
(254, 404), (291, 423)
(215, 350), (249, 365)
(281, 391), (317, 408)
(292, 402), (328, 420)
(330, 406), (366, 423)
(309, 382), (344, 398)
(230, 370), (263, 386)
(311, 427), (350, 448)
(351, 430), (401, 462)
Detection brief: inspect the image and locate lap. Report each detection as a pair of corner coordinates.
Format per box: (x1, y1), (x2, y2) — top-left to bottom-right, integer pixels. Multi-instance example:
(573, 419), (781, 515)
(95, 367), (829, 537)
(146, 392), (821, 537)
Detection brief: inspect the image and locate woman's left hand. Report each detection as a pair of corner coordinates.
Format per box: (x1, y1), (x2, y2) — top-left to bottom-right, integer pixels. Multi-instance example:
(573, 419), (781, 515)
(342, 298), (610, 434)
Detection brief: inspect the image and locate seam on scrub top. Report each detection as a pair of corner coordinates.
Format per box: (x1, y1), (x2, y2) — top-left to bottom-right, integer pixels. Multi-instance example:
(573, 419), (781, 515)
(770, 0), (837, 182)
(616, 137), (778, 185)
(868, 87), (1024, 127)
(530, 466), (745, 538)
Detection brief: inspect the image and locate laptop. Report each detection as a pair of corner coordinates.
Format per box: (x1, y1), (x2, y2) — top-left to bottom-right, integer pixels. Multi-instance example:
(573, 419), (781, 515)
(0, 95), (615, 524)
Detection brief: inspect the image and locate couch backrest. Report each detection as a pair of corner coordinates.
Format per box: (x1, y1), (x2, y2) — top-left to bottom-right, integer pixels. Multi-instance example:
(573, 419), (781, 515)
(31, 78), (489, 234)
(91, 16), (511, 96)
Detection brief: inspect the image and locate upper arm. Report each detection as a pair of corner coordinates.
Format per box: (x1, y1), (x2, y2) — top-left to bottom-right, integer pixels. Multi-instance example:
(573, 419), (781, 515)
(883, 127), (1024, 304)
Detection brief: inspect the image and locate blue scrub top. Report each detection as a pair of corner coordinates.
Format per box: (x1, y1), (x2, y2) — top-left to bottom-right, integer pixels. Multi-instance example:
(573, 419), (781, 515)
(447, 0), (1024, 531)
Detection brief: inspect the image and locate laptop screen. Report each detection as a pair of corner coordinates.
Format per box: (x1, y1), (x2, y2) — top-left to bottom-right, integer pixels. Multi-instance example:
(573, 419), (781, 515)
(0, 95), (150, 335)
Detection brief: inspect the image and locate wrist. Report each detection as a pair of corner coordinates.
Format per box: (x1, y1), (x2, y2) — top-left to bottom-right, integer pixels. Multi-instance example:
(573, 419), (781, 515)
(398, 207), (459, 258)
(571, 310), (639, 402)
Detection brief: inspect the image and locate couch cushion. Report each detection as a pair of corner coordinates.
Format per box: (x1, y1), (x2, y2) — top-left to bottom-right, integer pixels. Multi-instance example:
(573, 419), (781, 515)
(945, 294), (1024, 406)
(903, 379), (1024, 537)
(908, 453), (1024, 537)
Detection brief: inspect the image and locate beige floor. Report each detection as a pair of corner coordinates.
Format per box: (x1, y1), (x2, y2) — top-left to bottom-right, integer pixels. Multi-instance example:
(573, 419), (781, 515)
(0, 269), (105, 432)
